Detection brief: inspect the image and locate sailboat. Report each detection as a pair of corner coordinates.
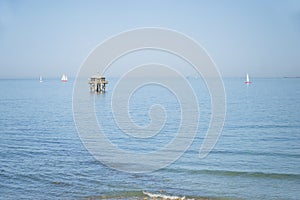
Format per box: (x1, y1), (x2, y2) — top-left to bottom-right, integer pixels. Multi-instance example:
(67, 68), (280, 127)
(245, 73), (251, 84)
(61, 74), (68, 82)
(39, 76), (43, 83)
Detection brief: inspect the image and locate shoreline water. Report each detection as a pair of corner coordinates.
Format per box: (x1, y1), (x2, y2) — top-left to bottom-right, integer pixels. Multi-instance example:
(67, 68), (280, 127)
(82, 191), (238, 200)
(0, 78), (299, 200)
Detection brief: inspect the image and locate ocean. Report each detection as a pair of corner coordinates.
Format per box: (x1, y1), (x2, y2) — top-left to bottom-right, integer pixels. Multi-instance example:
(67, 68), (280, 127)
(0, 77), (299, 199)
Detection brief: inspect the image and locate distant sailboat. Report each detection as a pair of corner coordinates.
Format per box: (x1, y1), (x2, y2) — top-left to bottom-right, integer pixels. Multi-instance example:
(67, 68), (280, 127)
(61, 74), (68, 82)
(39, 76), (43, 83)
(245, 73), (251, 84)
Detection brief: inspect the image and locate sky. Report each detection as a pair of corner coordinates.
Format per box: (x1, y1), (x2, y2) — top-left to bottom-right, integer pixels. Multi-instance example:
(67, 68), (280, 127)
(0, 0), (299, 78)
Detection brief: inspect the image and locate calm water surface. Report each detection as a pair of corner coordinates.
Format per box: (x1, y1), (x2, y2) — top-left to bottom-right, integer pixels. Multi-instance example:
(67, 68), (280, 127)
(0, 78), (299, 199)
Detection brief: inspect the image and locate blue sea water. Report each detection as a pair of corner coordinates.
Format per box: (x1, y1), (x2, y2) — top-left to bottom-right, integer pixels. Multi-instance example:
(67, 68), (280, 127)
(0, 77), (299, 199)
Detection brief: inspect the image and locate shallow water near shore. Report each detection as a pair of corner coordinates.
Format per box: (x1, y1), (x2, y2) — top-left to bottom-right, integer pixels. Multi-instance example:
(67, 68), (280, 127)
(0, 77), (299, 199)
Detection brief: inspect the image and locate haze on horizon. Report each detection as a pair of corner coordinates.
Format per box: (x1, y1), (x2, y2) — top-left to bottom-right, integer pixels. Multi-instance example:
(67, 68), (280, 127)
(0, 0), (299, 79)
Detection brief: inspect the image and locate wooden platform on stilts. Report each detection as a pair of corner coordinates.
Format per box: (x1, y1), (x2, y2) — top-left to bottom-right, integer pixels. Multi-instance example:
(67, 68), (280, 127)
(88, 73), (108, 93)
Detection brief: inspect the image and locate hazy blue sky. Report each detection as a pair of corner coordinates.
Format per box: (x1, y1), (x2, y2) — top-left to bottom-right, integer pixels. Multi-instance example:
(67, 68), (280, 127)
(0, 0), (299, 78)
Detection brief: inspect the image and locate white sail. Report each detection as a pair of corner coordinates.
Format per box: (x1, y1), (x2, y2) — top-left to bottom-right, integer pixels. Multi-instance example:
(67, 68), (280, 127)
(39, 76), (43, 82)
(61, 74), (68, 82)
(245, 73), (251, 84)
